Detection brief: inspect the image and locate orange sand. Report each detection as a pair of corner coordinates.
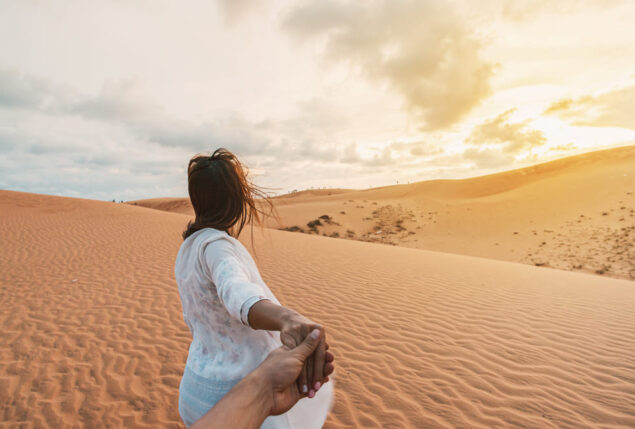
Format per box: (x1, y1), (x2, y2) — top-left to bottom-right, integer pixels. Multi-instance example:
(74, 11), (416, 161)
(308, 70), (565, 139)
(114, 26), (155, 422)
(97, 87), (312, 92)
(134, 145), (635, 280)
(1, 188), (634, 427)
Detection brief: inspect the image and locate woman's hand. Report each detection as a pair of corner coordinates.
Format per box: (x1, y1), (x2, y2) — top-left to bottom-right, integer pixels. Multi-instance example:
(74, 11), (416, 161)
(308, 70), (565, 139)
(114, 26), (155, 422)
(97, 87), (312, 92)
(279, 311), (328, 397)
(262, 329), (334, 415)
(246, 300), (329, 397)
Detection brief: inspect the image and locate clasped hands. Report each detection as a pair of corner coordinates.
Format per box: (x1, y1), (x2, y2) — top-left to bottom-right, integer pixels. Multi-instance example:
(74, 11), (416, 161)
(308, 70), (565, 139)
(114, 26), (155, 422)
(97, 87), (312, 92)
(190, 328), (332, 428)
(279, 312), (334, 400)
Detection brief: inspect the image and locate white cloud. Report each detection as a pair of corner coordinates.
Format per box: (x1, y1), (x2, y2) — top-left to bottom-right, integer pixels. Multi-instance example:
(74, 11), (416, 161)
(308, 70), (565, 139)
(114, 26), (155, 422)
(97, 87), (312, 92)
(216, 0), (261, 25)
(543, 85), (635, 130)
(496, 0), (626, 21)
(466, 108), (547, 154)
(462, 147), (515, 169)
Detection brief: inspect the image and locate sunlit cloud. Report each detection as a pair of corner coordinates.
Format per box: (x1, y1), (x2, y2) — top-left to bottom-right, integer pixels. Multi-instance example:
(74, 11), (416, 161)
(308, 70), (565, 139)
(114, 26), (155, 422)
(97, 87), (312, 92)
(283, 0), (495, 130)
(544, 84), (635, 130)
(462, 147), (515, 169)
(466, 108), (547, 154)
(388, 141), (444, 157)
(495, 0), (626, 21)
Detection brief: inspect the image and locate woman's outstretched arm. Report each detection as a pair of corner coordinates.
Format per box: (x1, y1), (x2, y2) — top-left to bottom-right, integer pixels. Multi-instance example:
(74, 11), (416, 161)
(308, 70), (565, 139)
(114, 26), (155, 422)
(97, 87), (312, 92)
(248, 300), (328, 399)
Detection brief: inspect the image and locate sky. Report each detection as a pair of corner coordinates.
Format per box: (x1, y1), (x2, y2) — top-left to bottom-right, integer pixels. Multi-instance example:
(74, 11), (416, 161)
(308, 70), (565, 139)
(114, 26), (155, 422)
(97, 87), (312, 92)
(1, 0), (634, 200)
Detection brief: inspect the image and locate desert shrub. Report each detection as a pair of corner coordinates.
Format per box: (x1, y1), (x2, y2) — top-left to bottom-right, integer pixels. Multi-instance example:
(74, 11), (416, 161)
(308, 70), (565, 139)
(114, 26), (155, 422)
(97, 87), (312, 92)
(317, 214), (340, 226)
(307, 219), (322, 229)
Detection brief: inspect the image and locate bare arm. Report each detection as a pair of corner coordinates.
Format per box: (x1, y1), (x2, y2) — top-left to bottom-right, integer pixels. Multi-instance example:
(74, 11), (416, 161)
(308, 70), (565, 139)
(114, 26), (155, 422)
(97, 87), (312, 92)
(247, 299), (297, 331)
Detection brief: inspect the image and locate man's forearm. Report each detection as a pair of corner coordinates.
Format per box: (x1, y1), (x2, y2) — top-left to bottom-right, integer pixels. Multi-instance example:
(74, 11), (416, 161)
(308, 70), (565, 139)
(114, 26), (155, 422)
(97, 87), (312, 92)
(190, 369), (272, 429)
(247, 299), (298, 331)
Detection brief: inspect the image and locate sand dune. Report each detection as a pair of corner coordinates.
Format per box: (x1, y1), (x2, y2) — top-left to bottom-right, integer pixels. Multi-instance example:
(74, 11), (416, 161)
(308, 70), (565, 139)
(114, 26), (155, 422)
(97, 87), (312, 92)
(268, 145), (635, 280)
(129, 146), (635, 280)
(1, 189), (634, 427)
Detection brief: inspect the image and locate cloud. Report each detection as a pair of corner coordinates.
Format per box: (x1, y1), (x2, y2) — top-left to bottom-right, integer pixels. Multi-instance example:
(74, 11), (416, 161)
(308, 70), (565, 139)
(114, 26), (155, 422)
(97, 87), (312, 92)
(0, 107), (187, 200)
(466, 108), (547, 153)
(363, 146), (394, 167)
(283, 0), (494, 131)
(336, 140), (444, 170)
(0, 69), (47, 108)
(551, 142), (577, 152)
(216, 0), (259, 25)
(0, 68), (372, 197)
(462, 147), (515, 169)
(388, 140), (444, 157)
(0, 67), (368, 173)
(258, 97), (349, 163)
(338, 142), (361, 163)
(496, 0), (626, 21)
(0, 71), (272, 156)
(0, 69), (275, 199)
(71, 79), (160, 124)
(70, 79), (233, 151)
(0, 68), (74, 110)
(543, 85), (635, 130)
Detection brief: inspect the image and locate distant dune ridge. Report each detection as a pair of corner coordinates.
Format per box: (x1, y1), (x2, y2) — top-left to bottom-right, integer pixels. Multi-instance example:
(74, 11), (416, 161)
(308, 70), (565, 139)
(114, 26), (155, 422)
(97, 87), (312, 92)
(126, 197), (193, 215)
(1, 168), (635, 427)
(132, 145), (635, 280)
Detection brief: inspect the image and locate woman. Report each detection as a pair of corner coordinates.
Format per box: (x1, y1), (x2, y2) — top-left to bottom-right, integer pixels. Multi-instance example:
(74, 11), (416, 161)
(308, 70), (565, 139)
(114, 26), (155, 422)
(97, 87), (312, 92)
(175, 148), (334, 428)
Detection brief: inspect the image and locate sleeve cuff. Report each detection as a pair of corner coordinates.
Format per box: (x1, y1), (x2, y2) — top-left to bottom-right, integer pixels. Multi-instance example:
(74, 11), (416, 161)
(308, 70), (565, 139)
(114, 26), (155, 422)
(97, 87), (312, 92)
(239, 295), (269, 326)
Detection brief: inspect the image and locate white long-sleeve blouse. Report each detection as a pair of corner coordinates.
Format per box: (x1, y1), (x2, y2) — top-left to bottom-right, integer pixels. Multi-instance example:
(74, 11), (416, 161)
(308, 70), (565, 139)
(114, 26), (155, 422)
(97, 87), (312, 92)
(174, 227), (280, 381)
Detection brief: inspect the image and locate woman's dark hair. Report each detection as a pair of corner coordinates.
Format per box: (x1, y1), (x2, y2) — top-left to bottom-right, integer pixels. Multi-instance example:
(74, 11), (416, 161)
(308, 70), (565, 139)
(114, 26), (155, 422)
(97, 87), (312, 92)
(182, 148), (276, 242)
